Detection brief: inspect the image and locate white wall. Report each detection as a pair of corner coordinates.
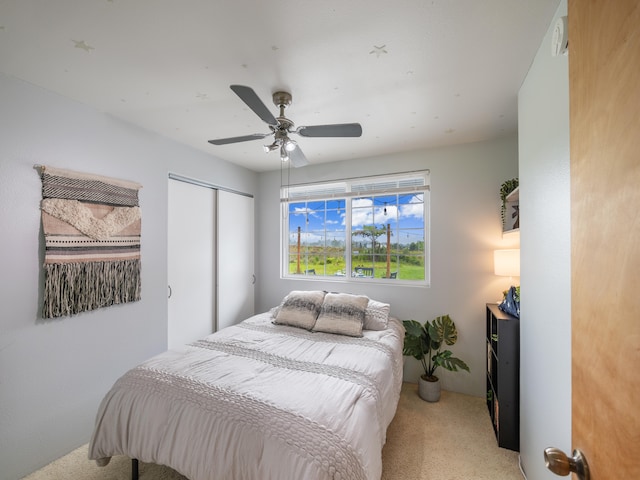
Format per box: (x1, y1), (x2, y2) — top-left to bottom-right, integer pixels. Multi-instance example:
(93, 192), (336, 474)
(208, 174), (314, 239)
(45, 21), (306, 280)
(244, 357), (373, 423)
(0, 74), (257, 480)
(518, 1), (571, 478)
(256, 137), (519, 398)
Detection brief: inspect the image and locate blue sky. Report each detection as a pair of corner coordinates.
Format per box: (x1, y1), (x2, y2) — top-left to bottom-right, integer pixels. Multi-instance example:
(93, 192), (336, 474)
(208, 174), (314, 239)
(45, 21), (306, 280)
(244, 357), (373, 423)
(288, 194), (424, 246)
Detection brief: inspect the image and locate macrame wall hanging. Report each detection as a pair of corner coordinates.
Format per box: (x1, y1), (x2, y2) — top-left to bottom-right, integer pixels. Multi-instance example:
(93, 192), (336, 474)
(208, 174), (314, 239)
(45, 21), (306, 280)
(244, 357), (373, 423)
(39, 166), (142, 318)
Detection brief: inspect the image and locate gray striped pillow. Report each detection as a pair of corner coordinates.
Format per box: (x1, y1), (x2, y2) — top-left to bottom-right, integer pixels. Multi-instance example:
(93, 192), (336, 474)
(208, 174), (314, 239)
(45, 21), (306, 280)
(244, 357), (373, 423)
(273, 290), (326, 330)
(312, 293), (369, 337)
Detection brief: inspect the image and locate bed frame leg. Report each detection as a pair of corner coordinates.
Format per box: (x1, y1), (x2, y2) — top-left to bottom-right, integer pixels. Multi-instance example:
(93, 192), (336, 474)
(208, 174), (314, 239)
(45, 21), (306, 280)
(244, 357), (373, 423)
(132, 458), (139, 480)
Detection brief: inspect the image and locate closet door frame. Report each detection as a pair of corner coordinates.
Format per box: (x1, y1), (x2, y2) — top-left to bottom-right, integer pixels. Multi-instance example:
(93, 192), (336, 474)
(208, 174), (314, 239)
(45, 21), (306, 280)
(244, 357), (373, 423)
(167, 177), (216, 349)
(217, 189), (255, 330)
(168, 173), (254, 347)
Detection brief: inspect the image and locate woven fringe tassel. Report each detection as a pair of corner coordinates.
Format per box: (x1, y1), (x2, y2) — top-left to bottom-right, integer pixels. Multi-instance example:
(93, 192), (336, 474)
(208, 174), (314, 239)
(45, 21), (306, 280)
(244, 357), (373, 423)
(43, 260), (141, 319)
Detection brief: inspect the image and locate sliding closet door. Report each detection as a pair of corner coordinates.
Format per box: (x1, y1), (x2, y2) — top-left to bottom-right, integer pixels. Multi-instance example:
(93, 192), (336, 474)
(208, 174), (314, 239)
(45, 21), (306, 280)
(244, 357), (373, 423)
(217, 190), (254, 330)
(167, 179), (216, 349)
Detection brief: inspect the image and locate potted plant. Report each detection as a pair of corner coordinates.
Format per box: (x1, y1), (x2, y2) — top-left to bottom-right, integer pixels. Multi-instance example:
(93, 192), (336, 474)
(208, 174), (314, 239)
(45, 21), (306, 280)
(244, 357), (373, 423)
(500, 178), (519, 226)
(403, 314), (470, 402)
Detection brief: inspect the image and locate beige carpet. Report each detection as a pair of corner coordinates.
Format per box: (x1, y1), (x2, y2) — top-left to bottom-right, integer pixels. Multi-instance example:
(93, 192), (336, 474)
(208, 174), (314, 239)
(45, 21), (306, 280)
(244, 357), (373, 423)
(23, 383), (522, 480)
(380, 383), (522, 480)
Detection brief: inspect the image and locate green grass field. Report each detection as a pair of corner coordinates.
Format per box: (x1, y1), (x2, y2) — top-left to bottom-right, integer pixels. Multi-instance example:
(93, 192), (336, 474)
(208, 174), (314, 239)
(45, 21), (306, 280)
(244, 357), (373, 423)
(288, 255), (425, 280)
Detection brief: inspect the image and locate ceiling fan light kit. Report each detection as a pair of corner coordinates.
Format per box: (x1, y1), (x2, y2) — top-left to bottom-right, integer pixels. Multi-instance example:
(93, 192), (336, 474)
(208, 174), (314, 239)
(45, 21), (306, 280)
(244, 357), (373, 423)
(263, 143), (279, 153)
(284, 138), (297, 152)
(209, 85), (362, 168)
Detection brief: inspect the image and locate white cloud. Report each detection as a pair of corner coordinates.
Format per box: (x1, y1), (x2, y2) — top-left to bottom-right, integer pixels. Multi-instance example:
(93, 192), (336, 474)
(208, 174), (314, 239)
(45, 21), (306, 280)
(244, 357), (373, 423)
(352, 198), (373, 208)
(400, 202), (424, 219)
(351, 208), (373, 227)
(292, 206), (319, 218)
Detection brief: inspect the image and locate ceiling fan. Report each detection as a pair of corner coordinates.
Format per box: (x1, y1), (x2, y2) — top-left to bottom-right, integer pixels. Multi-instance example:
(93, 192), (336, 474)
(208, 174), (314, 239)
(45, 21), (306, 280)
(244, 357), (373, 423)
(208, 85), (362, 167)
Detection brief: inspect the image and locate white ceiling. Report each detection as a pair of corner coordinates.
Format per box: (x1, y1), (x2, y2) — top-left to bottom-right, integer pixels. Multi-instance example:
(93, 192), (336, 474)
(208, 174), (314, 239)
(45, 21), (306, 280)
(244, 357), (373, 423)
(0, 0), (559, 172)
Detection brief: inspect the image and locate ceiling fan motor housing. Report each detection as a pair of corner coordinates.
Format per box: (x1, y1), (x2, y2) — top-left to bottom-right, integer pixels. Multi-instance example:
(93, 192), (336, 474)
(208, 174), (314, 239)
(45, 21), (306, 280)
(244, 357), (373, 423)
(272, 91), (292, 108)
(273, 91), (295, 131)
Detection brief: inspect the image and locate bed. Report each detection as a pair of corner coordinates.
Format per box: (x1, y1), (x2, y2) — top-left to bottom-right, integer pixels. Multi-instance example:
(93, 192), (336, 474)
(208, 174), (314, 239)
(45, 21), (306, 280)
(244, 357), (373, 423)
(88, 291), (404, 480)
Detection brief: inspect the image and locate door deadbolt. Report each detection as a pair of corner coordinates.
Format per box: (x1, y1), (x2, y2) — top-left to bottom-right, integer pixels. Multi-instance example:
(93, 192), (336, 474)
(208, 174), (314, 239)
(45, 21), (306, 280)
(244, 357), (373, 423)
(544, 447), (590, 480)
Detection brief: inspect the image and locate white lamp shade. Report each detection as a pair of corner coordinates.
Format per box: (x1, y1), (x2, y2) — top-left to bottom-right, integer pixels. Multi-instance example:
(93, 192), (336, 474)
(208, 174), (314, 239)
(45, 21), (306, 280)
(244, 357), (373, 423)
(494, 249), (520, 277)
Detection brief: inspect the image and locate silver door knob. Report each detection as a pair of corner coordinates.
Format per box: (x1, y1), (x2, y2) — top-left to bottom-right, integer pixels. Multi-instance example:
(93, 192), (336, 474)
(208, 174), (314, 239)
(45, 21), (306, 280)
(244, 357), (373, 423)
(544, 447), (590, 480)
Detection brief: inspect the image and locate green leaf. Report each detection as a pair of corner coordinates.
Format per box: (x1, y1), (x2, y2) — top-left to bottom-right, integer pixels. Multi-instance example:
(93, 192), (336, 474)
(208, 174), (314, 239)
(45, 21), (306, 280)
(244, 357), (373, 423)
(433, 351), (470, 372)
(425, 322), (441, 351)
(402, 335), (423, 360)
(403, 319), (426, 339)
(402, 320), (429, 361)
(430, 314), (458, 346)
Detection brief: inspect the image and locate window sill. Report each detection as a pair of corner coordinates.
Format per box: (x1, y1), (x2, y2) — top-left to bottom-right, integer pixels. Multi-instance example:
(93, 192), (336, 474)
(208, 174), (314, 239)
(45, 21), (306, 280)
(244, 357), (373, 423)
(281, 274), (430, 288)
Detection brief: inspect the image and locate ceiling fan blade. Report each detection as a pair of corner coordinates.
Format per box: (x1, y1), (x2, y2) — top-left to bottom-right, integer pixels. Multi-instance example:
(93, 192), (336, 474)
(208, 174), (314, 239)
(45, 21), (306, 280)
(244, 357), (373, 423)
(208, 133), (270, 145)
(297, 123), (362, 138)
(288, 145), (309, 168)
(230, 85), (278, 127)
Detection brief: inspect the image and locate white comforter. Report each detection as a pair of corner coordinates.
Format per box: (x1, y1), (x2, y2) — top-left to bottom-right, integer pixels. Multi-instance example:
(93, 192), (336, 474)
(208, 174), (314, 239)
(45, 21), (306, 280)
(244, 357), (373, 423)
(88, 312), (405, 480)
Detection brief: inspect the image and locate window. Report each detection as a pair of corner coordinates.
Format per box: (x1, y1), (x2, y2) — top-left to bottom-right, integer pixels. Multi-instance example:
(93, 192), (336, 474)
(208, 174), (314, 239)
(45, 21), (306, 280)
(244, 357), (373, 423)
(281, 171), (429, 284)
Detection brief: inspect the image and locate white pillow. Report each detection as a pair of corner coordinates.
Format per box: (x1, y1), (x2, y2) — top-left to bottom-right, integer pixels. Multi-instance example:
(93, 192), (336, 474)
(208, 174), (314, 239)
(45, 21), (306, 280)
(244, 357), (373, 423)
(273, 290), (326, 330)
(364, 299), (391, 330)
(312, 293), (369, 337)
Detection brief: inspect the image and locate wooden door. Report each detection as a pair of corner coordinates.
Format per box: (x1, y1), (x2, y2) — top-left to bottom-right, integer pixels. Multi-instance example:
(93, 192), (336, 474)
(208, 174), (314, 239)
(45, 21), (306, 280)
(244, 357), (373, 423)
(569, 0), (640, 477)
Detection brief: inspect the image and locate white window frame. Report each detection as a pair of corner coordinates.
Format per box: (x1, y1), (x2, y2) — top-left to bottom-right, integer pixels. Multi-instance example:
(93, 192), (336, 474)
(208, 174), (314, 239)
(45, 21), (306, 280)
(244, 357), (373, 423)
(280, 170), (430, 286)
